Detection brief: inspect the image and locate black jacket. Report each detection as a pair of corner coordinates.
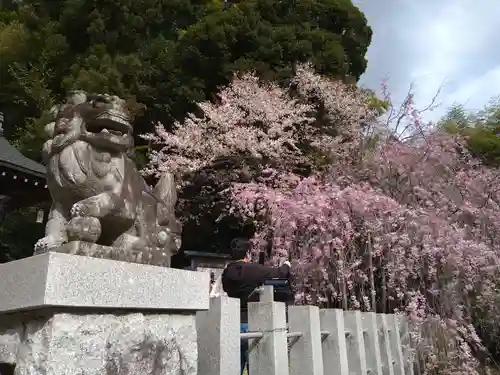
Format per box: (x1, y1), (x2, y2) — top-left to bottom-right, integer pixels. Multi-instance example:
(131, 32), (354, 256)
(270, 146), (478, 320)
(221, 261), (290, 323)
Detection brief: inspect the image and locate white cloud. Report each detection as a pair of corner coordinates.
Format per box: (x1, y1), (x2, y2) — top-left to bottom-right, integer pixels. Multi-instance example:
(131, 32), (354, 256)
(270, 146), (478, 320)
(443, 65), (500, 111)
(356, 0), (500, 123)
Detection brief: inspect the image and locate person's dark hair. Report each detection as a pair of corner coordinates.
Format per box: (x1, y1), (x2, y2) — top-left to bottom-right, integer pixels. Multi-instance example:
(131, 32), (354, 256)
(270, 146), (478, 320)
(230, 238), (251, 260)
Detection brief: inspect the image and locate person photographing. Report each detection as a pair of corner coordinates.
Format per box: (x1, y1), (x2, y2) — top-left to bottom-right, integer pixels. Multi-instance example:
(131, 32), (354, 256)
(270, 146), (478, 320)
(220, 238), (291, 374)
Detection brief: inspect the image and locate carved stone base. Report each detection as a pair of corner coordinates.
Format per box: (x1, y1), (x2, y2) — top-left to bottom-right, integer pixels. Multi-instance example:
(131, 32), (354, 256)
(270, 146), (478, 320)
(0, 312), (197, 375)
(0, 316), (19, 366)
(0, 253), (209, 375)
(55, 240), (172, 267)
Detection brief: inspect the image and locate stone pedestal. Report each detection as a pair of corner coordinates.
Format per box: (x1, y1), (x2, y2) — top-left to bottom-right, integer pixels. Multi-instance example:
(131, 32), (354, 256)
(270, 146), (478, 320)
(0, 252), (209, 375)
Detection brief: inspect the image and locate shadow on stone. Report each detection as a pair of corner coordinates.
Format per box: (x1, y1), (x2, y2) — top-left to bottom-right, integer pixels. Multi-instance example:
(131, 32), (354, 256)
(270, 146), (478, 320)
(0, 363), (15, 375)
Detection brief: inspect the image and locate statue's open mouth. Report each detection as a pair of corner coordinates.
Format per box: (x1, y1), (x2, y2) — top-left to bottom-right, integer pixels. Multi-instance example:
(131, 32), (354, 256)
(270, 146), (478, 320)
(87, 110), (132, 137)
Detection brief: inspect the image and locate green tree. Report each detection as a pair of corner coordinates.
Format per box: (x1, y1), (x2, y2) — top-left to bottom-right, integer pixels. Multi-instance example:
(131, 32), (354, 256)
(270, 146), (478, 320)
(0, 0), (218, 158)
(359, 87), (390, 115)
(440, 100), (500, 166)
(438, 103), (470, 131)
(176, 0), (371, 94)
(0, 0), (372, 160)
(0, 206), (45, 263)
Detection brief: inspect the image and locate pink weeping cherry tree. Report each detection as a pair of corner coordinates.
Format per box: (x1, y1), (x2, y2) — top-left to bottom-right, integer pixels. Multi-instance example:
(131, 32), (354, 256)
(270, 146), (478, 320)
(143, 64), (500, 374)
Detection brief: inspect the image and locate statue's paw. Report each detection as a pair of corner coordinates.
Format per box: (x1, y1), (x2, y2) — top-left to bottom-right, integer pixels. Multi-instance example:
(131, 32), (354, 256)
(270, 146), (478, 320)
(155, 228), (181, 254)
(67, 216), (101, 243)
(174, 236), (182, 252)
(34, 239), (48, 253)
(70, 202), (87, 217)
(34, 236), (63, 253)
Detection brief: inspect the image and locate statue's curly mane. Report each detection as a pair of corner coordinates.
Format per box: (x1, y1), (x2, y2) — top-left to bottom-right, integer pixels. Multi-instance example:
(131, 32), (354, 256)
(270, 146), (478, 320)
(43, 91), (131, 189)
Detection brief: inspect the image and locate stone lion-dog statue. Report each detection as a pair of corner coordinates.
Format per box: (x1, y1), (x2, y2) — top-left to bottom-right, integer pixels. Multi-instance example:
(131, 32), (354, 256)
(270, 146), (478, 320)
(34, 91), (181, 266)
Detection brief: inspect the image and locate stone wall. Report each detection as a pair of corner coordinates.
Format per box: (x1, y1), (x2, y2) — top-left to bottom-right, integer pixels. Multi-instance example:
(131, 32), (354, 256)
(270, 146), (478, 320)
(0, 312), (196, 375)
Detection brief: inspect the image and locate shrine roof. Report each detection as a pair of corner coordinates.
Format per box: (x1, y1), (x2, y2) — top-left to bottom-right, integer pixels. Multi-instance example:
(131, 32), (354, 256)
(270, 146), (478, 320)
(0, 119), (46, 179)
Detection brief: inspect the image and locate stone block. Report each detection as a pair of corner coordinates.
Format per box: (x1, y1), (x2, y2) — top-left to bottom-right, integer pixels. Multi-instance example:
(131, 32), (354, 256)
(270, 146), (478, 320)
(0, 252), (209, 314)
(319, 309), (349, 375)
(0, 315), (22, 364)
(248, 301), (289, 375)
(196, 296), (240, 375)
(288, 305), (324, 375)
(13, 312), (197, 375)
(344, 310), (368, 375)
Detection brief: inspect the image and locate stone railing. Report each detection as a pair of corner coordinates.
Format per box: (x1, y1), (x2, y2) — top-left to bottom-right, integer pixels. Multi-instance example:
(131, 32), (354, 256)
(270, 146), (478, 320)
(196, 286), (416, 375)
(0, 254), (417, 375)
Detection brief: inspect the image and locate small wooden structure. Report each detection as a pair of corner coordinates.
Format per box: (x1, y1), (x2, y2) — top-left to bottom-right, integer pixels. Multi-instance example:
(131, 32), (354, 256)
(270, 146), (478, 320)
(0, 113), (49, 217)
(183, 250), (232, 280)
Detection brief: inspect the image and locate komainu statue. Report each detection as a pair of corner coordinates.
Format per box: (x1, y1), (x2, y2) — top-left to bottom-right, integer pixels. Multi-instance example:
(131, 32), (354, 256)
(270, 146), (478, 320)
(34, 91), (181, 266)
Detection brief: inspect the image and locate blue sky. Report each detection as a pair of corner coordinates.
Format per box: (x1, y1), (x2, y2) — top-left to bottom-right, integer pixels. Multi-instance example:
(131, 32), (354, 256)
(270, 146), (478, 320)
(355, 0), (500, 122)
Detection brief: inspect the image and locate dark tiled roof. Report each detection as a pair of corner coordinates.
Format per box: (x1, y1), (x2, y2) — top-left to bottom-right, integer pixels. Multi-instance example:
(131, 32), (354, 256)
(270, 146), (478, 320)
(0, 130), (46, 179)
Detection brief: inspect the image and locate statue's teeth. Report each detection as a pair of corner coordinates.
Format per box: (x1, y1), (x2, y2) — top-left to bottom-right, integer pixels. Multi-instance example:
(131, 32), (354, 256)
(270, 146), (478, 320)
(101, 128), (109, 133)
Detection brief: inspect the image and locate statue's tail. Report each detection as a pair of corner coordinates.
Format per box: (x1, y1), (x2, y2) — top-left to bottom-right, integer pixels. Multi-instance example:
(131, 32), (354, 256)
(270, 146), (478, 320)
(154, 172), (177, 226)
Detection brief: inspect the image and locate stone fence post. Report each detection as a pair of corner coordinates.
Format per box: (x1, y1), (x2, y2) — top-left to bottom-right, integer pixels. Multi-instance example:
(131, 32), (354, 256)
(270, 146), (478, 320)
(363, 312), (383, 375)
(378, 313), (396, 375)
(387, 314), (405, 375)
(247, 294), (289, 375)
(288, 305), (324, 375)
(196, 296), (240, 375)
(320, 309), (349, 375)
(398, 315), (415, 375)
(344, 310), (368, 375)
